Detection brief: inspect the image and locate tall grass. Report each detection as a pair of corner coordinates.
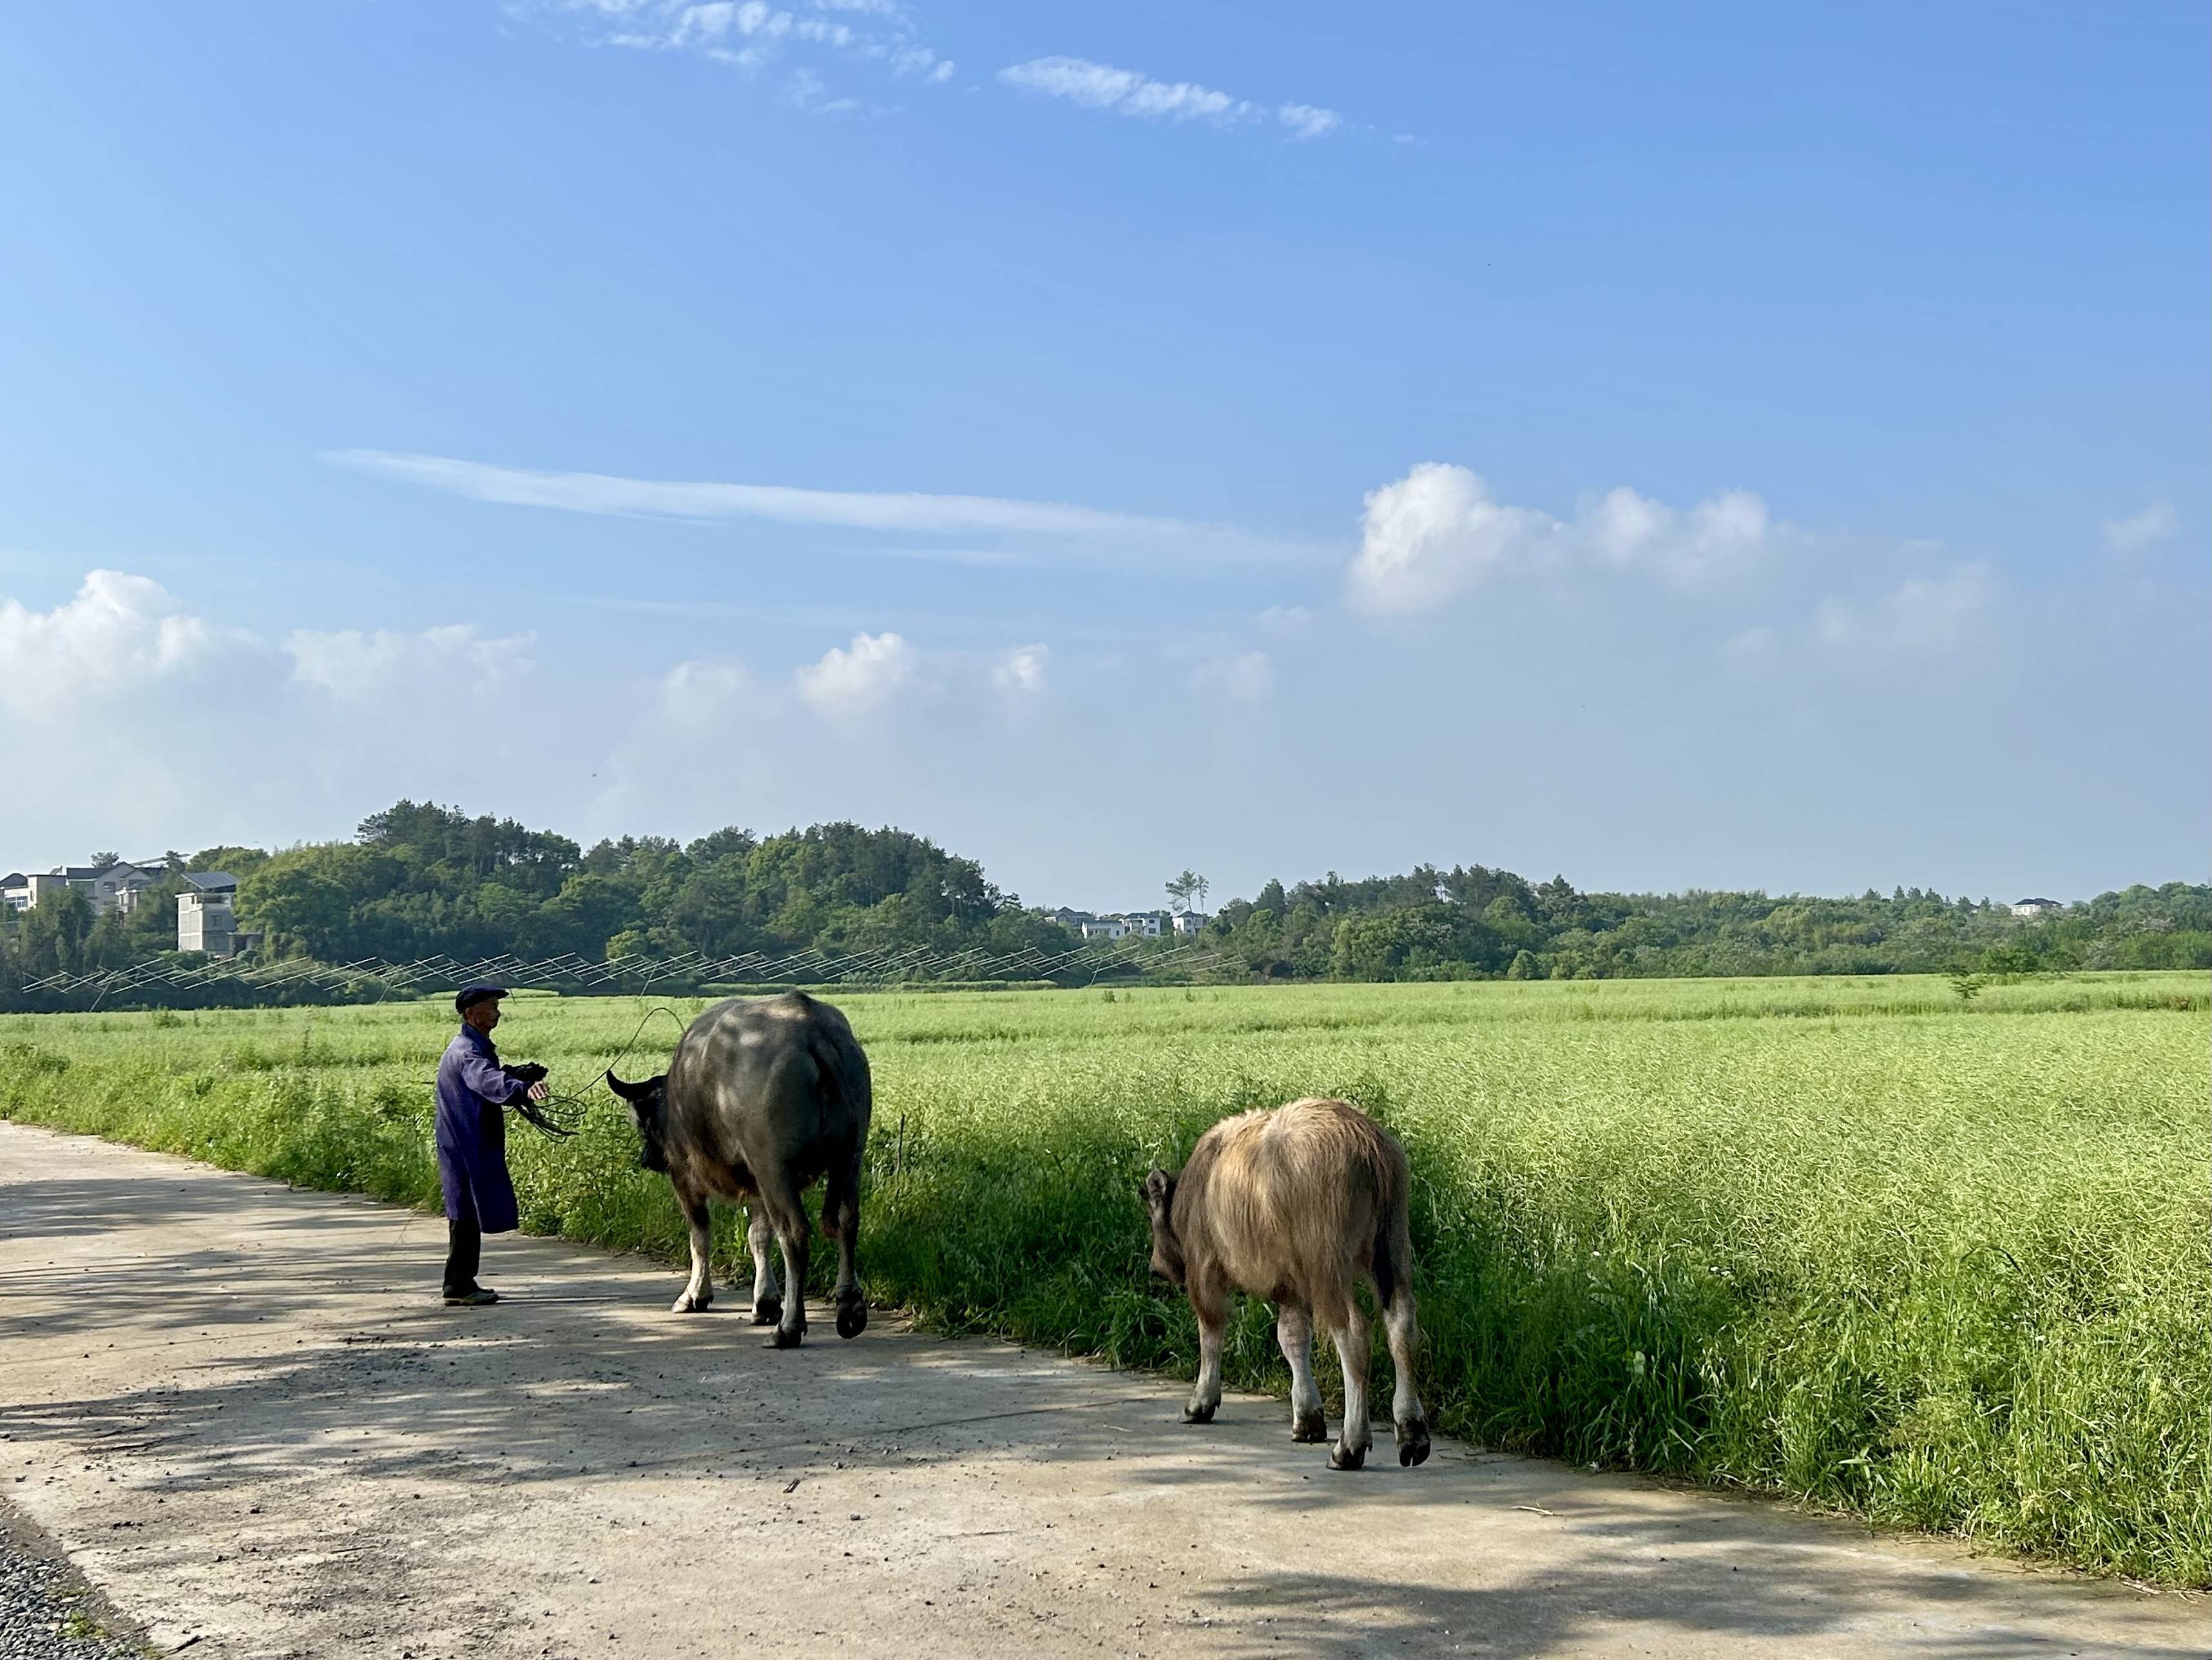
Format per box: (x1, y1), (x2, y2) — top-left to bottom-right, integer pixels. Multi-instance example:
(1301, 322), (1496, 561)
(3, 973), (2204, 1585)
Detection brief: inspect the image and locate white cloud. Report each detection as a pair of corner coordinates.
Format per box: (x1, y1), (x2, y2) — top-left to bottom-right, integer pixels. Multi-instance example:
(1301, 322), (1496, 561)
(1812, 564), (1995, 665)
(786, 66), (860, 112)
(1579, 485), (1771, 584)
(796, 630), (917, 715)
(654, 659), (762, 732)
(992, 643), (1048, 694)
(0, 571), (218, 715)
(1193, 649), (1273, 705)
(1348, 462), (1787, 612)
(2103, 500), (2178, 552)
(998, 56), (1339, 138)
(1258, 604), (1314, 638)
(1348, 464), (1564, 612)
(889, 44), (953, 79)
(326, 449), (1318, 570)
(513, 0), (948, 97)
(286, 624), (534, 702)
(1277, 103), (1340, 140)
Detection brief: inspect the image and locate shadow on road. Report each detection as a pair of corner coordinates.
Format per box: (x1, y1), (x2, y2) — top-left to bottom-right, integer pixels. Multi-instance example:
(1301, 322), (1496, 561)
(2, 1138), (2197, 1660)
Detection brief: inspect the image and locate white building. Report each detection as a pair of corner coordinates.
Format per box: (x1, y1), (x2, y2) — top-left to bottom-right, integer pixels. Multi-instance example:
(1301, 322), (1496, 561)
(177, 872), (242, 956)
(2010, 898), (2063, 918)
(1170, 911), (1209, 936)
(1077, 911), (1170, 940)
(3, 862), (160, 914)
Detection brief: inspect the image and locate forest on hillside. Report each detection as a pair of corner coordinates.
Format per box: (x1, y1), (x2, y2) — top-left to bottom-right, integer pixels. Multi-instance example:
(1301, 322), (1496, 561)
(1, 800), (2204, 1001)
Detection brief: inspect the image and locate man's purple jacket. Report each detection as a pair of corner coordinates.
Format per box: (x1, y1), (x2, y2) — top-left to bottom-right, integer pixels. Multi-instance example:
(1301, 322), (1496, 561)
(434, 1023), (530, 1233)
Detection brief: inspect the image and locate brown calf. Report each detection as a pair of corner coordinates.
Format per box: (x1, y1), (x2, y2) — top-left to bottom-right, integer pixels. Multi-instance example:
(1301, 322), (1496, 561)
(1142, 1096), (1430, 1470)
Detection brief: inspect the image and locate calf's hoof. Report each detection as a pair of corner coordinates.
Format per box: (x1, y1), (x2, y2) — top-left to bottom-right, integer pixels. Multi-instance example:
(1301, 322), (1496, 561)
(1290, 1411), (1329, 1444)
(1327, 1440), (1369, 1472)
(1182, 1402), (1217, 1425)
(770, 1324), (805, 1349)
(750, 1295), (782, 1327)
(671, 1290), (711, 1313)
(835, 1296), (868, 1339)
(1396, 1416), (1432, 1468)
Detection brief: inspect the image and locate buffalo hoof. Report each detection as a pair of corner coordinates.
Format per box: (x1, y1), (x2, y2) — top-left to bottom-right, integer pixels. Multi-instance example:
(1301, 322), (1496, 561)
(1328, 1440), (1369, 1472)
(770, 1324), (805, 1350)
(671, 1290), (711, 1314)
(1396, 1416), (1432, 1467)
(1182, 1402), (1217, 1425)
(750, 1295), (782, 1327)
(835, 1297), (867, 1340)
(1291, 1411), (1329, 1444)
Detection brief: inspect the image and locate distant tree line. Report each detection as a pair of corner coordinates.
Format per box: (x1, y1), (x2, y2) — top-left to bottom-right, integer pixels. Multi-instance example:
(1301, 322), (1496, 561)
(1, 800), (2203, 1005)
(1195, 865), (2211, 980)
(0, 802), (1070, 999)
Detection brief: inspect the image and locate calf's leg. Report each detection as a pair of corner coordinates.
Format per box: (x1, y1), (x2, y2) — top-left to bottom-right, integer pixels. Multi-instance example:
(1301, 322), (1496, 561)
(671, 1185), (714, 1314)
(757, 1171), (810, 1349)
(1383, 1287), (1431, 1467)
(1276, 1304), (1327, 1442)
(1182, 1275), (1229, 1425)
(1322, 1297), (1373, 1471)
(745, 1206), (782, 1326)
(825, 1147), (867, 1339)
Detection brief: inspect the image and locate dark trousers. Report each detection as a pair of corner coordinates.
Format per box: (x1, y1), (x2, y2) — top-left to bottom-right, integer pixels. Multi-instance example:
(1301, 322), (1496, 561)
(443, 1217), (482, 1295)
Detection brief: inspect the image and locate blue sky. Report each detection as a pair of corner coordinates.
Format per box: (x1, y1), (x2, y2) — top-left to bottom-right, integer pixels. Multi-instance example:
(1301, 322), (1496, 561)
(2, 1), (2204, 909)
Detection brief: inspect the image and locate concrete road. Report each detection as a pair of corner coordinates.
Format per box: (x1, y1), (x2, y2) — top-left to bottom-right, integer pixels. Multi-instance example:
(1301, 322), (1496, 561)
(1, 1121), (2202, 1660)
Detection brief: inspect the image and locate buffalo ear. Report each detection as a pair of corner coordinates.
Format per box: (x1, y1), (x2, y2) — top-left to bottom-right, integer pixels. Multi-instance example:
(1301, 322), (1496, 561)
(1142, 1168), (1174, 1208)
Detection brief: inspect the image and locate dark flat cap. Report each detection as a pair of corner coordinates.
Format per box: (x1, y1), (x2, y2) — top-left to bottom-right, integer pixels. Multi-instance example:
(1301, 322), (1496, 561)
(455, 983), (508, 1015)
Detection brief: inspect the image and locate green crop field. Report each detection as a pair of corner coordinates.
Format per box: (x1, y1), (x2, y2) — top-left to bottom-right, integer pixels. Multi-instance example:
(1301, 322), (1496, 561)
(3, 972), (2205, 1585)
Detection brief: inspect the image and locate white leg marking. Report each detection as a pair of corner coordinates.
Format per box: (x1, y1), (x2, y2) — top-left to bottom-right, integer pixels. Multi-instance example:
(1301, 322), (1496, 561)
(747, 1208), (779, 1313)
(1186, 1300), (1226, 1422)
(1328, 1309), (1372, 1469)
(1276, 1305), (1327, 1440)
(773, 1224), (808, 1346)
(1385, 1294), (1425, 1427)
(673, 1202), (713, 1313)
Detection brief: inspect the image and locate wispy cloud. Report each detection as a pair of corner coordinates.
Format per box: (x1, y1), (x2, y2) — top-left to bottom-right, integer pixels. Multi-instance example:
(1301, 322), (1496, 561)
(997, 56), (1341, 139)
(327, 449), (1325, 569)
(1276, 103), (1342, 141)
(1813, 565), (1996, 665)
(2103, 499), (2178, 553)
(1191, 648), (1273, 704)
(508, 0), (952, 97)
(992, 643), (1048, 695)
(287, 624), (532, 702)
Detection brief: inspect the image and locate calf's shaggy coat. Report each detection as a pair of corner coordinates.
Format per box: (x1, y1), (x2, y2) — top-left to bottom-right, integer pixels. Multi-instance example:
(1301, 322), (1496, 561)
(607, 991), (871, 1347)
(1144, 1096), (1430, 1470)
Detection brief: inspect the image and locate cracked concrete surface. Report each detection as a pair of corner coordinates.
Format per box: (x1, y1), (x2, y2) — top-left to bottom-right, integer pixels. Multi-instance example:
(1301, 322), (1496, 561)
(1, 1121), (2202, 1659)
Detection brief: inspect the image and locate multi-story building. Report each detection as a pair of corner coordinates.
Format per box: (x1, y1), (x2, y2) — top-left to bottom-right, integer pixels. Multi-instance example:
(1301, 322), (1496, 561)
(1079, 911), (1169, 940)
(3, 861), (162, 914)
(177, 872), (243, 956)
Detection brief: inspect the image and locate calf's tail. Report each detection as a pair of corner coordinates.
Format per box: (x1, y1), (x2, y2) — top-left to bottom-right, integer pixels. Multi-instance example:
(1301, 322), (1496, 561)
(1370, 1140), (1416, 1314)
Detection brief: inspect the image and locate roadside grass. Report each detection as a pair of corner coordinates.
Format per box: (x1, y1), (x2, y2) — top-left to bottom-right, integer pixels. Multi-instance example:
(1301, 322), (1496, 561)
(2, 972), (2204, 1585)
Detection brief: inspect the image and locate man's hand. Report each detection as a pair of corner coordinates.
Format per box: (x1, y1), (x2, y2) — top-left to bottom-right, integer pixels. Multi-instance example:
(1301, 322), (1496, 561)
(526, 1081), (551, 1104)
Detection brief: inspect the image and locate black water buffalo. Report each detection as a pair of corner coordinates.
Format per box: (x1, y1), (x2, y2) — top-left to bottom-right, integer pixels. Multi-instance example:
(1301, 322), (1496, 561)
(607, 990), (871, 1347)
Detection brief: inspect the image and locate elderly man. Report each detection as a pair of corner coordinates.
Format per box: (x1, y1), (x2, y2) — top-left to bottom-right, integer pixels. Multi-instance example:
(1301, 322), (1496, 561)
(436, 984), (552, 1306)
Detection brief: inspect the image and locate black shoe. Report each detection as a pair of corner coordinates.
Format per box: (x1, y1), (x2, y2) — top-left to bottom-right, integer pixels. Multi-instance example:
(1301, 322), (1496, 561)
(443, 1288), (499, 1306)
